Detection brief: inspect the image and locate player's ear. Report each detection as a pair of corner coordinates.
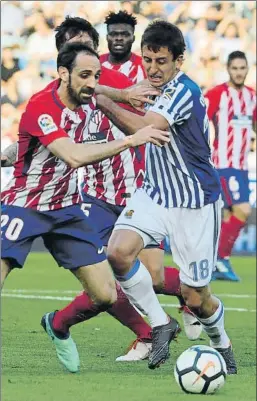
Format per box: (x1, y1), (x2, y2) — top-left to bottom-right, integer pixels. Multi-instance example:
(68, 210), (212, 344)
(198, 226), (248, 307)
(58, 66), (69, 83)
(175, 55), (185, 69)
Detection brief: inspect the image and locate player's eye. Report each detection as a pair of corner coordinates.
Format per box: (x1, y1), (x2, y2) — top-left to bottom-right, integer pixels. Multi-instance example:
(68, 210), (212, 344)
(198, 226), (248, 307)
(158, 59), (166, 65)
(143, 58), (151, 63)
(81, 74), (90, 79)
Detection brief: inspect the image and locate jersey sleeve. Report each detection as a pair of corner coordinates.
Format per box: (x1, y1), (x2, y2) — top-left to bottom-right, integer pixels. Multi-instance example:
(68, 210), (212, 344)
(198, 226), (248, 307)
(148, 83), (193, 126)
(20, 101), (69, 146)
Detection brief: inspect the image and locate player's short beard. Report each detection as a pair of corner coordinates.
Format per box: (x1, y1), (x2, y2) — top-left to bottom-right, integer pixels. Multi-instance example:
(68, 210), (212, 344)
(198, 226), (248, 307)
(230, 77), (245, 89)
(67, 75), (82, 107)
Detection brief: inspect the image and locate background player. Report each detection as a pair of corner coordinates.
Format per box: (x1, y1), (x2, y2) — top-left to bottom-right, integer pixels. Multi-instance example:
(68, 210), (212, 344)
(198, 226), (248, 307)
(100, 11), (146, 84)
(94, 20), (237, 374)
(1, 41), (170, 372)
(205, 51), (256, 281)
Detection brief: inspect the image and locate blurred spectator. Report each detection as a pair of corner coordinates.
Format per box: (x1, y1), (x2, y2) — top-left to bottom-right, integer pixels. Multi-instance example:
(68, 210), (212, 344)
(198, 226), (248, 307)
(1, 1), (25, 35)
(1, 38), (21, 83)
(1, 0), (256, 166)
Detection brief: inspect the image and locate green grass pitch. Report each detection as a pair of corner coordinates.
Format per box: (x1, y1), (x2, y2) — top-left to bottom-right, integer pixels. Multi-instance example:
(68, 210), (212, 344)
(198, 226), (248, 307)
(1, 254), (256, 401)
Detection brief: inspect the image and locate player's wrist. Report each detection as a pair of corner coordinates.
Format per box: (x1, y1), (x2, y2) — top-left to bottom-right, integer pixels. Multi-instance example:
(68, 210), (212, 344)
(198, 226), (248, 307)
(123, 136), (134, 148)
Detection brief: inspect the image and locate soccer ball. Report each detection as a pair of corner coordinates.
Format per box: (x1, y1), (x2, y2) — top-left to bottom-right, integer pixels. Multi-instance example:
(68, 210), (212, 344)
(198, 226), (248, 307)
(174, 345), (227, 394)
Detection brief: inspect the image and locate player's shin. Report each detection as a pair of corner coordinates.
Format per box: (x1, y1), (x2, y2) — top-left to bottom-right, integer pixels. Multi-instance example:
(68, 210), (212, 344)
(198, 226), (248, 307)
(196, 298), (230, 349)
(181, 285), (230, 349)
(115, 260), (169, 328)
(108, 282), (152, 340)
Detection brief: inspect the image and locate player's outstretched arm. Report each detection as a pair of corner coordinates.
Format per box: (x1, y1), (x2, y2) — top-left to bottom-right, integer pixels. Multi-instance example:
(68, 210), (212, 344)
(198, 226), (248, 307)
(1, 142), (18, 167)
(95, 83), (160, 110)
(96, 94), (169, 136)
(47, 127), (169, 168)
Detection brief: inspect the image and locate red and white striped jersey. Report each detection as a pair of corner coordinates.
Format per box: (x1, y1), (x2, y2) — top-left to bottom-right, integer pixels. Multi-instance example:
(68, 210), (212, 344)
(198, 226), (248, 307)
(205, 83), (256, 170)
(1, 83), (92, 211)
(81, 66), (145, 206)
(100, 52), (146, 84)
(81, 107), (145, 206)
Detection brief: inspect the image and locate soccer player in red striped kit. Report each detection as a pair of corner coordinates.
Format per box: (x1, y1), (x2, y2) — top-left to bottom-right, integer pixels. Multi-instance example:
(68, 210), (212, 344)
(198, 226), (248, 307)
(205, 51), (256, 281)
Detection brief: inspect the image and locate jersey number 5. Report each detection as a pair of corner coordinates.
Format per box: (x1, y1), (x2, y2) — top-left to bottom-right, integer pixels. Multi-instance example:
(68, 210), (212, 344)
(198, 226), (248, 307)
(1, 215), (24, 241)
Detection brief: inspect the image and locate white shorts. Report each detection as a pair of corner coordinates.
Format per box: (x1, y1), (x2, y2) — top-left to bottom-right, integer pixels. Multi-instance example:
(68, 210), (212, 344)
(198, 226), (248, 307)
(114, 189), (222, 287)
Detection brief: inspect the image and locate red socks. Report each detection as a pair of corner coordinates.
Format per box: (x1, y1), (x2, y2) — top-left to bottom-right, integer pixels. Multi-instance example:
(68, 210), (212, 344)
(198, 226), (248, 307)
(108, 283), (152, 340)
(52, 291), (107, 334)
(218, 215), (245, 258)
(153, 266), (181, 297)
(162, 266), (181, 296)
(52, 283), (152, 341)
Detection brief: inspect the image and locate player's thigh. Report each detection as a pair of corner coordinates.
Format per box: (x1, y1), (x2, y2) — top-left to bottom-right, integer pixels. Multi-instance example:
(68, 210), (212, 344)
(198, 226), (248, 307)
(72, 260), (116, 305)
(168, 198), (222, 287)
(81, 194), (121, 246)
(138, 247), (165, 286)
(1, 205), (49, 269)
(218, 168), (250, 209)
(43, 205), (106, 270)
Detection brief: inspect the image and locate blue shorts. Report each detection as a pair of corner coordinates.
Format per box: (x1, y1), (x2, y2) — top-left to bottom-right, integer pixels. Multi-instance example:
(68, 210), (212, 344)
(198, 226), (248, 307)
(81, 193), (164, 249)
(218, 168), (250, 208)
(81, 193), (123, 246)
(1, 204), (106, 270)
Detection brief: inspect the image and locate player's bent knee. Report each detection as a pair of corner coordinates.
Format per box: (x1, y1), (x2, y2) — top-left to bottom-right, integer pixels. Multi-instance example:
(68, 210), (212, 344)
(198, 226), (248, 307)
(107, 243), (134, 273)
(92, 283), (117, 307)
(233, 203), (251, 220)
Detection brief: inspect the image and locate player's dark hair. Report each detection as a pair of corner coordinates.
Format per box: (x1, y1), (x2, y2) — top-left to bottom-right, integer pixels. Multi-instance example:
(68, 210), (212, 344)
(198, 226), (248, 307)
(105, 10), (137, 31)
(55, 16), (99, 51)
(141, 20), (186, 60)
(57, 42), (99, 72)
(227, 51), (248, 67)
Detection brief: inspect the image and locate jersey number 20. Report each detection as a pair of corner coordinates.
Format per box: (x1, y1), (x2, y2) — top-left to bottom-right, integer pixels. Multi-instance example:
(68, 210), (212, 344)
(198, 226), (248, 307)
(1, 215), (24, 241)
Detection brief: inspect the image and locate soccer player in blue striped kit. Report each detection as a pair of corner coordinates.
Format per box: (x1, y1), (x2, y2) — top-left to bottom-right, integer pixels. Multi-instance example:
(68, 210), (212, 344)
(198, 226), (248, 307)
(96, 20), (237, 373)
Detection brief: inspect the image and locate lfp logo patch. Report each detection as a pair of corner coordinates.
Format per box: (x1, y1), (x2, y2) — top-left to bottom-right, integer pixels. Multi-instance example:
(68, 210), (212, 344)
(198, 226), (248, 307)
(38, 114), (58, 135)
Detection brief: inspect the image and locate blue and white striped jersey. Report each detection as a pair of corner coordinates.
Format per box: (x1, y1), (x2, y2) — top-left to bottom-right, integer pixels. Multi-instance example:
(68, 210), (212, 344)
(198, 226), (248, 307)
(142, 71), (221, 209)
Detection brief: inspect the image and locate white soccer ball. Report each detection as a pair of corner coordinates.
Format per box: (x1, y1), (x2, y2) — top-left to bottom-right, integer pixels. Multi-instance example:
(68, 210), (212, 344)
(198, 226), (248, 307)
(174, 345), (227, 394)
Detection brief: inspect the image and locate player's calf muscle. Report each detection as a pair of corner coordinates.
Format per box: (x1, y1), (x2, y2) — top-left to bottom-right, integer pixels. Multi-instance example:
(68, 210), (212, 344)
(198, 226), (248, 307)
(180, 284), (216, 317)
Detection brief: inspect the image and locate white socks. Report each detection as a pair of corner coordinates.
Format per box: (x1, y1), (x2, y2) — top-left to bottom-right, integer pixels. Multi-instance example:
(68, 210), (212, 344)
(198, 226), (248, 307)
(197, 299), (230, 349)
(117, 260), (169, 328)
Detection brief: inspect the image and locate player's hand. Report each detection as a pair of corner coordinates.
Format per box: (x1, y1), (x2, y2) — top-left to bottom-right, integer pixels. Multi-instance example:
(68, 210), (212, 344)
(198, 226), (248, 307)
(125, 85), (161, 112)
(128, 125), (170, 147)
(1, 154), (9, 167)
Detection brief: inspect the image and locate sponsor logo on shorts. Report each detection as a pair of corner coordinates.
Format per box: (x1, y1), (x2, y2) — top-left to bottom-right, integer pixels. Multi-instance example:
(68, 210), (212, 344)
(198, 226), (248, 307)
(38, 114), (58, 135)
(97, 246), (104, 254)
(125, 209), (134, 218)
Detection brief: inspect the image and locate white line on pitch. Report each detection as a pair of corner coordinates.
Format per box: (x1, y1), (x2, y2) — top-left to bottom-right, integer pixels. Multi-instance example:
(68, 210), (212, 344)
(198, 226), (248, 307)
(1, 293), (256, 313)
(2, 289), (256, 299)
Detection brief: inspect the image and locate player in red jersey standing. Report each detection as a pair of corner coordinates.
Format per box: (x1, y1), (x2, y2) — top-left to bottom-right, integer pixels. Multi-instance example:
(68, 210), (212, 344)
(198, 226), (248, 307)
(205, 51), (256, 281)
(100, 11), (146, 84)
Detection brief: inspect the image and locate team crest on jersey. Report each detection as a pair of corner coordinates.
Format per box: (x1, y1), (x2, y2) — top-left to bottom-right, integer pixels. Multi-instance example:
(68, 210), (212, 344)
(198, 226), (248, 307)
(163, 87), (176, 101)
(38, 114), (58, 135)
(125, 209), (134, 218)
